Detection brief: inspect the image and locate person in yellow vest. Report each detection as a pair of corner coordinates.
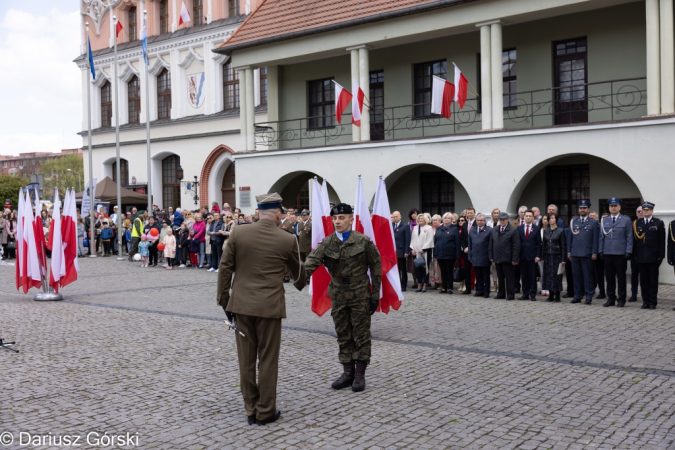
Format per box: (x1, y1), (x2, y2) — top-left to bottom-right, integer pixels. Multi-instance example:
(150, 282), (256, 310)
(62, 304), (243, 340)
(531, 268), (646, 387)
(128, 210), (147, 261)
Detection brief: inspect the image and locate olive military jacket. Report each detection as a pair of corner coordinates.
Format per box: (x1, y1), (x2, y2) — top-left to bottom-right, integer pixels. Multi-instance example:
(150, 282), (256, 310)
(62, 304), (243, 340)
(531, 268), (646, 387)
(217, 219), (306, 319)
(296, 219), (312, 253)
(279, 218), (295, 235)
(301, 231), (382, 299)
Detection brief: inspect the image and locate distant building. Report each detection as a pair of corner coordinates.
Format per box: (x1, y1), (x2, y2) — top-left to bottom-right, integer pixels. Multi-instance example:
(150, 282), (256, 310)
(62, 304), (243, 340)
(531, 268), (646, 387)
(0, 149), (83, 177)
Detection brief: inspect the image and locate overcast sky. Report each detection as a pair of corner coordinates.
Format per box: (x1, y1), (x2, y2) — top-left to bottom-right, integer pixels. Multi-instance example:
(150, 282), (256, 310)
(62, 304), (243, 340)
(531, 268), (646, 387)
(0, 0), (82, 156)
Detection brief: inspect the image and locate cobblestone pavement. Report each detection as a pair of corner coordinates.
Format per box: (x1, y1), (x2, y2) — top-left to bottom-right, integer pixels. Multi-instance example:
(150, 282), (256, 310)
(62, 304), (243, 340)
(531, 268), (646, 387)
(1, 257), (675, 449)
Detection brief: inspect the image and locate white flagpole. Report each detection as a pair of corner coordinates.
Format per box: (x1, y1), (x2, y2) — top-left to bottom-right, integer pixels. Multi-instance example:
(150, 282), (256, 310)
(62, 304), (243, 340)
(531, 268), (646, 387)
(86, 22), (96, 258)
(113, 15), (124, 260)
(144, 9), (152, 214)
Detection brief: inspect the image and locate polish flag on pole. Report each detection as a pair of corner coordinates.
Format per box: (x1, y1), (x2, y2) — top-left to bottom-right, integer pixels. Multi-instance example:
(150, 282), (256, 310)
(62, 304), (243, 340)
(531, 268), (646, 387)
(351, 79), (365, 127)
(353, 176), (374, 238)
(15, 189), (25, 291)
(33, 189), (47, 278)
(453, 63), (469, 109)
(320, 180), (334, 235)
(430, 75), (455, 119)
(371, 177), (403, 313)
(333, 81), (352, 124)
(60, 189), (79, 288)
(179, 1), (191, 25)
(23, 191), (42, 292)
(309, 177), (332, 317)
(49, 188), (65, 293)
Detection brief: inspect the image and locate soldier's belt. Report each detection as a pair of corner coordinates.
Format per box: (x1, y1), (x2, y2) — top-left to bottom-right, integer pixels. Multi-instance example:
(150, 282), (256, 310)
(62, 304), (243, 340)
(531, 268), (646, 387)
(331, 273), (369, 285)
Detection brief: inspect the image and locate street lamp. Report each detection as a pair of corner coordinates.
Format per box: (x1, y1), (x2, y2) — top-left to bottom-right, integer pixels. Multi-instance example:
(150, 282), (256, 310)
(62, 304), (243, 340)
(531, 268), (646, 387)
(67, 169), (82, 191)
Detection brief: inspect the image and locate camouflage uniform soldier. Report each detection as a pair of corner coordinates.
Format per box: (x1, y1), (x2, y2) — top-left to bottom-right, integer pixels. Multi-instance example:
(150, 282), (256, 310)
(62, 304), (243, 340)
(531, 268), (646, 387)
(299, 203), (382, 392)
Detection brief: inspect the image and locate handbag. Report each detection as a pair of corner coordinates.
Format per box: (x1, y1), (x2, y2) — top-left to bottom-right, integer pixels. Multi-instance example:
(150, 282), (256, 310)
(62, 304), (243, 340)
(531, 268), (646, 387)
(83, 238), (89, 247)
(413, 255), (426, 269)
(7, 239), (15, 250)
(453, 266), (465, 282)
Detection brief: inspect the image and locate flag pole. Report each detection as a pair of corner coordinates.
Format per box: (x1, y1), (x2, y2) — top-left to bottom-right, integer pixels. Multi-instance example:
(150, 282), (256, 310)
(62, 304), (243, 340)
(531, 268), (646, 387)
(86, 22), (97, 259)
(113, 15), (125, 261)
(144, 9), (152, 215)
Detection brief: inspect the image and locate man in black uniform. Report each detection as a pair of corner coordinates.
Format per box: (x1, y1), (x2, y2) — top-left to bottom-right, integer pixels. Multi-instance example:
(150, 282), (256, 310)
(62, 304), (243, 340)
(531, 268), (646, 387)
(668, 218), (675, 310)
(633, 202), (665, 310)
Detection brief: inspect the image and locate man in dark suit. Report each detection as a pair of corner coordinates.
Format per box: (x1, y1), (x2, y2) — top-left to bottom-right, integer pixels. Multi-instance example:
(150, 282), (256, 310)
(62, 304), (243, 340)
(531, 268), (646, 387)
(468, 213), (492, 298)
(634, 202), (665, 310)
(460, 207), (478, 295)
(489, 212), (521, 300)
(518, 210), (542, 301)
(218, 193), (306, 426)
(391, 211), (411, 291)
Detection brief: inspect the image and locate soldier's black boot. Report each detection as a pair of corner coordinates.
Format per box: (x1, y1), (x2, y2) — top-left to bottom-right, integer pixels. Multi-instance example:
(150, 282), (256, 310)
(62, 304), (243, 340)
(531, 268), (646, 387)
(332, 362), (355, 389)
(352, 361), (367, 392)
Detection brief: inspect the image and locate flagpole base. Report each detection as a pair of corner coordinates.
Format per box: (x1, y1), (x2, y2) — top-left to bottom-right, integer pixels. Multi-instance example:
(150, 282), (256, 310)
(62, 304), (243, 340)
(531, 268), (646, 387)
(116, 256), (125, 261)
(33, 291), (64, 302)
(89, 255), (97, 258)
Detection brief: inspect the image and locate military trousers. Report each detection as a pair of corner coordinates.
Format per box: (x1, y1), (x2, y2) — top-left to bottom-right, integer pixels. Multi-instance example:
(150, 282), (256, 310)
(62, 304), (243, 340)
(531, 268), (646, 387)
(571, 256), (594, 300)
(331, 290), (372, 364)
(638, 262), (660, 307)
(604, 255), (627, 302)
(234, 314), (282, 422)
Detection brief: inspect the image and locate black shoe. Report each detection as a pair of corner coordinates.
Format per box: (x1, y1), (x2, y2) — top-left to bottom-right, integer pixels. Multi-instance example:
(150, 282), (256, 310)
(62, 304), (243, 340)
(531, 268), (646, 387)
(415, 288), (422, 293)
(514, 288), (521, 294)
(352, 361), (367, 392)
(518, 295), (529, 300)
(332, 362), (355, 389)
(247, 414), (256, 425)
(596, 293), (606, 300)
(473, 292), (483, 297)
(546, 296), (555, 302)
(495, 294), (505, 299)
(530, 296), (537, 302)
(584, 299), (592, 305)
(462, 291), (472, 295)
(447, 290), (453, 295)
(649, 305), (656, 310)
(628, 296), (637, 302)
(439, 289), (447, 294)
(257, 410), (281, 425)
(571, 299), (581, 304)
(506, 297), (515, 301)
(563, 293), (573, 299)
(401, 286), (407, 292)
(483, 294), (490, 298)
(617, 302), (625, 308)
(602, 300), (615, 307)
(421, 289), (427, 293)
(640, 304), (650, 309)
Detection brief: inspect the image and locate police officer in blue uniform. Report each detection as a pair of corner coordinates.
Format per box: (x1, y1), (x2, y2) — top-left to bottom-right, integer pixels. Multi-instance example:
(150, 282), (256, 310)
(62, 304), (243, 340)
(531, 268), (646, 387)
(598, 198), (633, 307)
(633, 202), (665, 310)
(567, 200), (599, 305)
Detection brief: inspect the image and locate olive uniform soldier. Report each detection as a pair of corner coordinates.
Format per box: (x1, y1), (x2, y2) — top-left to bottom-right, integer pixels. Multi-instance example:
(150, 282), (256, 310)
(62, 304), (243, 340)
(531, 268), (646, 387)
(217, 193), (305, 426)
(633, 201), (665, 310)
(300, 203), (382, 392)
(598, 198), (633, 307)
(278, 208), (295, 282)
(296, 210), (312, 261)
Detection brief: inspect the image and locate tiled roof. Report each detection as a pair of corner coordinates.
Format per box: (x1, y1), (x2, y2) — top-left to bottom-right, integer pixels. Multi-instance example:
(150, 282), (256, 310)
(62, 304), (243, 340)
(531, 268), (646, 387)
(216, 0), (473, 53)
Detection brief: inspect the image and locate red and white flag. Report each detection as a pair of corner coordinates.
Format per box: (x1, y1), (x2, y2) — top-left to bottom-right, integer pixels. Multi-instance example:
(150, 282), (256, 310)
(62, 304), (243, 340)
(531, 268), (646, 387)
(61, 189), (79, 288)
(33, 189), (47, 279)
(453, 63), (468, 109)
(22, 190), (43, 292)
(15, 189), (25, 291)
(371, 177), (403, 313)
(430, 75), (455, 119)
(351, 79), (365, 127)
(179, 1), (191, 25)
(353, 176), (374, 238)
(333, 81), (352, 124)
(309, 178), (332, 317)
(48, 188), (66, 293)
(320, 179), (333, 237)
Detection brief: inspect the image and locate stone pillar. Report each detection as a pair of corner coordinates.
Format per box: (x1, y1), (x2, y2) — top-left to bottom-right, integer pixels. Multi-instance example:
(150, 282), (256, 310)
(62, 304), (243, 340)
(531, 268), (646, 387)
(478, 23), (492, 130)
(172, 0), (178, 32)
(267, 66), (279, 123)
(660, 0), (674, 113)
(349, 48), (361, 141)
(245, 67), (256, 150)
(490, 21), (504, 129)
(647, 0), (662, 115)
(359, 47), (370, 141)
(170, 48), (181, 119)
(238, 68), (248, 150)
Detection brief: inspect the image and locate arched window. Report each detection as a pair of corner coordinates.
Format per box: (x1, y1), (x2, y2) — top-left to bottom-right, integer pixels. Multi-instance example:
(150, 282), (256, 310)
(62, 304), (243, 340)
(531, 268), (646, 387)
(101, 81), (112, 127)
(162, 155), (180, 209)
(160, 0), (169, 34)
(223, 62), (239, 110)
(128, 75), (140, 123)
(157, 68), (171, 120)
(112, 159), (129, 187)
(221, 163), (235, 208)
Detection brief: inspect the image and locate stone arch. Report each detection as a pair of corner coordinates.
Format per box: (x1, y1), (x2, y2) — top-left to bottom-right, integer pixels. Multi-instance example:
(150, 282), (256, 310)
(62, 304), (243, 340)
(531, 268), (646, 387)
(200, 145), (235, 208)
(268, 171), (340, 212)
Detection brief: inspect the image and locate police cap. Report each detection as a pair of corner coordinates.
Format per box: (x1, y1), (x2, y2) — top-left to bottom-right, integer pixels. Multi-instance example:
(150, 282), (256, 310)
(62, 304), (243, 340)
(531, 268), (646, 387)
(642, 201), (655, 210)
(577, 200), (591, 208)
(608, 198), (621, 205)
(331, 203), (353, 216)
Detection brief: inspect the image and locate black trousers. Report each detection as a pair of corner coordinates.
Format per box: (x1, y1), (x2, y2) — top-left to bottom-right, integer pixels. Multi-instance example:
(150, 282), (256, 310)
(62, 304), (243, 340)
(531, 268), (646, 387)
(211, 241), (223, 269)
(437, 258), (455, 291)
(415, 258), (429, 284)
(520, 259), (537, 297)
(474, 265), (491, 295)
(638, 262), (660, 307)
(565, 257), (575, 295)
(463, 256), (473, 292)
(149, 245), (158, 266)
(397, 257), (408, 288)
(604, 255), (627, 302)
(496, 262), (516, 299)
(593, 258), (605, 294)
(631, 257), (640, 297)
(514, 263), (521, 291)
(102, 240), (112, 255)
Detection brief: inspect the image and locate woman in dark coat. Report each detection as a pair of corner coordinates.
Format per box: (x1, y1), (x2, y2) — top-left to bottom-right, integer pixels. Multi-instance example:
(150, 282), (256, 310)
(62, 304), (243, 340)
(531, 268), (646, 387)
(406, 208), (420, 275)
(542, 212), (566, 302)
(434, 213), (461, 294)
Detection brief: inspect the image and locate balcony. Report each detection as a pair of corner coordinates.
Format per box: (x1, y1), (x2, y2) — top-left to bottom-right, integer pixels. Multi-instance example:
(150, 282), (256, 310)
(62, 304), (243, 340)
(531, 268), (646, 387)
(255, 77), (647, 150)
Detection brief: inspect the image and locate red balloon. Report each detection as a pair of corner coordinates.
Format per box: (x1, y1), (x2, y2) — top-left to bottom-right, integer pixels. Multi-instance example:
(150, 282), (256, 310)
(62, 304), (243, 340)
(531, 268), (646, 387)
(157, 243), (165, 252)
(149, 228), (159, 237)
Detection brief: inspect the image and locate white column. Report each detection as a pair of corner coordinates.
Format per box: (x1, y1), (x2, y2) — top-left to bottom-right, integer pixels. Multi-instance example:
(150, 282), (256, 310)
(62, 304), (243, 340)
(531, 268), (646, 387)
(172, 0), (178, 31)
(348, 48), (361, 141)
(478, 23), (492, 130)
(109, 11), (115, 47)
(207, 0), (213, 23)
(490, 21), (504, 129)
(170, 48), (181, 119)
(139, 56), (148, 123)
(359, 47), (370, 141)
(238, 68), (248, 150)
(267, 65), (279, 123)
(203, 42), (215, 115)
(660, 0), (674, 113)
(245, 67), (256, 150)
(647, 0), (662, 115)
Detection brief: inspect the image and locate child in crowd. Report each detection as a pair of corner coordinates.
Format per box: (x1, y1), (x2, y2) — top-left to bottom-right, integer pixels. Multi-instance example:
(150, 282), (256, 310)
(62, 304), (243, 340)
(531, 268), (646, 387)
(100, 220), (113, 256)
(188, 228), (199, 268)
(159, 220), (170, 266)
(162, 228), (176, 270)
(177, 223), (189, 268)
(125, 228), (132, 253)
(146, 229), (158, 267)
(138, 234), (150, 268)
(77, 217), (85, 257)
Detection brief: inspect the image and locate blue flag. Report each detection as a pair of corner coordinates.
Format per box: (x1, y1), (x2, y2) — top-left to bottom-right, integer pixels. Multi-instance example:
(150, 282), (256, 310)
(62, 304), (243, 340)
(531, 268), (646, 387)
(141, 20), (149, 66)
(87, 35), (95, 80)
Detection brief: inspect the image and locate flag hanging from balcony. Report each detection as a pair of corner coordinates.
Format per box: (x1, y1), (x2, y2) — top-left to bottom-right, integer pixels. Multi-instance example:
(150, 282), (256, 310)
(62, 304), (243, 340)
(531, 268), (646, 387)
(430, 75), (454, 119)
(333, 81), (353, 124)
(115, 19), (123, 38)
(453, 63), (468, 109)
(352, 79), (365, 127)
(179, 1), (191, 25)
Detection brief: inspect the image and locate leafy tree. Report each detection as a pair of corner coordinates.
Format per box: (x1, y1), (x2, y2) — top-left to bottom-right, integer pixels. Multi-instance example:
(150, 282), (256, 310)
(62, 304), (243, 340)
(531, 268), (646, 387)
(39, 154), (85, 200)
(0, 175), (28, 212)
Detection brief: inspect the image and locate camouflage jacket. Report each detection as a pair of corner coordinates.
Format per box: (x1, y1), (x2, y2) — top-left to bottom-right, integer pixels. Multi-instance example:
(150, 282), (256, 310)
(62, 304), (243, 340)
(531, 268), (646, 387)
(301, 230), (382, 298)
